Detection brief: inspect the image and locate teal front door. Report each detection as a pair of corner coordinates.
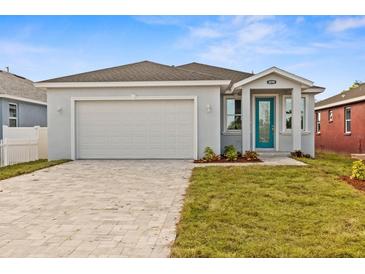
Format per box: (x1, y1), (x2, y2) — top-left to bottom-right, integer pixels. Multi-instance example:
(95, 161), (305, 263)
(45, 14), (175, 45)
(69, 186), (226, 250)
(255, 97), (275, 149)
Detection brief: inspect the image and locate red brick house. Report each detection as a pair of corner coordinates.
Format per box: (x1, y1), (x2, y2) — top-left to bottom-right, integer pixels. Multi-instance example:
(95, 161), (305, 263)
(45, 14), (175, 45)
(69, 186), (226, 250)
(315, 84), (365, 154)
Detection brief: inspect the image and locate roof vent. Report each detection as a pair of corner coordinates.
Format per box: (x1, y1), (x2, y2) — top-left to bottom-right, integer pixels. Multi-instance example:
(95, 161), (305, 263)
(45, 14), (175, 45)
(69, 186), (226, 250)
(5, 66), (9, 73)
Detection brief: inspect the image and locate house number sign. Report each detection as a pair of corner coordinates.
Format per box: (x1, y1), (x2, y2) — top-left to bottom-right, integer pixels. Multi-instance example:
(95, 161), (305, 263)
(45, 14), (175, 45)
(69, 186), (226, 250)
(267, 80), (277, 85)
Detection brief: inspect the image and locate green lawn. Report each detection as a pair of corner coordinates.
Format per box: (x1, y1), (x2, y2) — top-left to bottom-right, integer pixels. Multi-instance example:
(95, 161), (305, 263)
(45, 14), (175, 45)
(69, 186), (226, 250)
(171, 152), (365, 258)
(0, 159), (69, 181)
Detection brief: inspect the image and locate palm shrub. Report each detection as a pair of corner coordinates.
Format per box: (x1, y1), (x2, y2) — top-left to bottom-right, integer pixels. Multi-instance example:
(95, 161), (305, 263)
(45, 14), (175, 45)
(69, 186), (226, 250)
(351, 160), (365, 180)
(224, 145), (238, 161)
(203, 147), (219, 162)
(223, 145), (235, 155)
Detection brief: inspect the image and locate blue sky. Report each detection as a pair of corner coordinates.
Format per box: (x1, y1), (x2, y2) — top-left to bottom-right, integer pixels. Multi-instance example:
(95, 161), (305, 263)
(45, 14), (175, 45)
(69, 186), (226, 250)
(1, 16), (365, 99)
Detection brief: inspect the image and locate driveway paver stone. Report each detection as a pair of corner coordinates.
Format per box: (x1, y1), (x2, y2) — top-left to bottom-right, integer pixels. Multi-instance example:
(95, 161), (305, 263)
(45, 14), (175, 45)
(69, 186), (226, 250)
(0, 160), (193, 257)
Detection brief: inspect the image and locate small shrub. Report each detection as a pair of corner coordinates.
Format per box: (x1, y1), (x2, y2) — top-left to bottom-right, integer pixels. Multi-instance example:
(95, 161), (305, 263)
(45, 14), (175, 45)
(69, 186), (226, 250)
(225, 150), (238, 161)
(224, 145), (238, 161)
(243, 150), (259, 161)
(351, 160), (365, 181)
(203, 147), (219, 162)
(223, 145), (235, 155)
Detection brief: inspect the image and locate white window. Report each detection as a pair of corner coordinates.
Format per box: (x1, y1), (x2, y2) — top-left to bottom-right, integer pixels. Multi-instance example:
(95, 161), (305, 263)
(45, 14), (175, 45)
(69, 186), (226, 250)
(301, 97), (306, 130)
(284, 97), (292, 130)
(225, 97), (241, 132)
(283, 96), (306, 131)
(8, 103), (17, 127)
(345, 107), (351, 134)
(316, 112), (321, 133)
(328, 110), (333, 122)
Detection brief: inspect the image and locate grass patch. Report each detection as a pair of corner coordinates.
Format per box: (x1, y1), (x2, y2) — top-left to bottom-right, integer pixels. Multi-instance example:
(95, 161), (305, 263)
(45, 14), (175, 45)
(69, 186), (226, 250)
(0, 159), (69, 181)
(171, 152), (365, 257)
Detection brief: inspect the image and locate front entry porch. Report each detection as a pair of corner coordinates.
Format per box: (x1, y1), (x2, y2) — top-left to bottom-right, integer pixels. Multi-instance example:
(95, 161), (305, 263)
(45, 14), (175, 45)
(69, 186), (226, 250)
(241, 87), (303, 154)
(220, 67), (322, 158)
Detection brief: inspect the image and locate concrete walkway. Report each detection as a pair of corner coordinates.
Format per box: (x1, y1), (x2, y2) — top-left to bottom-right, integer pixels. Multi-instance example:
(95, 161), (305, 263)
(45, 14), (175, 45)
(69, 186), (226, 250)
(0, 160), (193, 258)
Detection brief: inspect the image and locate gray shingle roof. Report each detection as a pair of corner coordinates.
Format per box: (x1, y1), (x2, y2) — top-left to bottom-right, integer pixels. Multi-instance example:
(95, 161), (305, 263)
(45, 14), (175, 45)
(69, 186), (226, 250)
(177, 62), (253, 88)
(40, 61), (226, 83)
(0, 70), (46, 102)
(316, 84), (365, 109)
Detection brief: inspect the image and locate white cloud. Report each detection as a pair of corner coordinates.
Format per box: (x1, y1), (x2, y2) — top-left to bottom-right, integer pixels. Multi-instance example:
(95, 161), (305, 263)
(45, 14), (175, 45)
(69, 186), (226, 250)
(310, 38), (365, 50)
(137, 16), (363, 64)
(230, 15), (275, 26)
(327, 16), (365, 32)
(189, 26), (222, 39)
(236, 23), (279, 44)
(200, 43), (236, 63)
(176, 16), (296, 65)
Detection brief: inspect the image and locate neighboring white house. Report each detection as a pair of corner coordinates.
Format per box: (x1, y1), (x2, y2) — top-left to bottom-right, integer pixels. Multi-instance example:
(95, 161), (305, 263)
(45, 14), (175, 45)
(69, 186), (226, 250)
(35, 61), (324, 160)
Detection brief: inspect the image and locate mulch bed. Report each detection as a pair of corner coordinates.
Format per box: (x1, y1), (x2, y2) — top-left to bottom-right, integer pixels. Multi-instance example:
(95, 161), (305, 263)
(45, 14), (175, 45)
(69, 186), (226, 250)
(341, 176), (365, 191)
(194, 157), (262, 164)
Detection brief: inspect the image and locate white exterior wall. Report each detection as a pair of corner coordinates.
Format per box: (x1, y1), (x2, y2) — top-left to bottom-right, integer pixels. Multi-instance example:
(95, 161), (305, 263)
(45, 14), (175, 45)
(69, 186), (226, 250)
(47, 86), (221, 160)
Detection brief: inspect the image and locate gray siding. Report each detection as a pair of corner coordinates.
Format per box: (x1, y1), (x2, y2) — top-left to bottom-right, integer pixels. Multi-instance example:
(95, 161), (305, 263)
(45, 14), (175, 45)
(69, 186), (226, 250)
(0, 98), (47, 139)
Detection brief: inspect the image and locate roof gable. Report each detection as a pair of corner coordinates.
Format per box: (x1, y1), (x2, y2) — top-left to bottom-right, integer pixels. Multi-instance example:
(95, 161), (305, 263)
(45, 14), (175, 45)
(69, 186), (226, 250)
(232, 67), (313, 90)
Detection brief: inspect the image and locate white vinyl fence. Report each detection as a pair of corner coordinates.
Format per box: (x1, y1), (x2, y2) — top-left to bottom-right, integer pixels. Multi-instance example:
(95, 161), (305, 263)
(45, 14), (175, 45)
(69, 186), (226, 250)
(0, 139), (39, 167)
(0, 126), (48, 167)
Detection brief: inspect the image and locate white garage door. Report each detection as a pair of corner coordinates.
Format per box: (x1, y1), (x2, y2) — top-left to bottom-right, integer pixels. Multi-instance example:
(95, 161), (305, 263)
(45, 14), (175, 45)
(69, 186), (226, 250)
(75, 99), (195, 159)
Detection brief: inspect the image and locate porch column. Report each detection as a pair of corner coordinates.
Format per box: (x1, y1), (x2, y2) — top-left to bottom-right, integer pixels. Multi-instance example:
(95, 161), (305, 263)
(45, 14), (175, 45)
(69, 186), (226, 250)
(292, 87), (302, 151)
(241, 88), (251, 152)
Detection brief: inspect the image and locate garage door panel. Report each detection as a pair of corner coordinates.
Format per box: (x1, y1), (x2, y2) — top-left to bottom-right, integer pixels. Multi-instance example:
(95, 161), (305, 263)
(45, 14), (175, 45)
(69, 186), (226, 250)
(76, 99), (194, 159)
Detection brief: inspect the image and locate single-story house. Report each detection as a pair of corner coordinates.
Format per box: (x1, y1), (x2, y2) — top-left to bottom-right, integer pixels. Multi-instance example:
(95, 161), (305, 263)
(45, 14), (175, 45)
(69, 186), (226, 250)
(36, 61), (324, 160)
(315, 83), (365, 154)
(0, 69), (47, 139)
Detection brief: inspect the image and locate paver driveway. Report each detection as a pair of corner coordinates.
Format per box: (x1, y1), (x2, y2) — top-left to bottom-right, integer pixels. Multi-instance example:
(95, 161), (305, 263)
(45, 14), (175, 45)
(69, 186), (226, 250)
(0, 160), (193, 257)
